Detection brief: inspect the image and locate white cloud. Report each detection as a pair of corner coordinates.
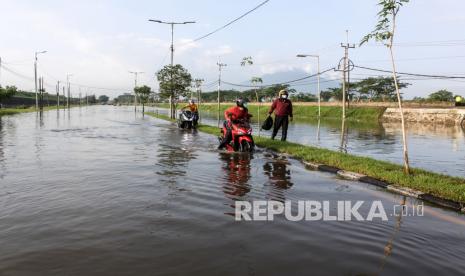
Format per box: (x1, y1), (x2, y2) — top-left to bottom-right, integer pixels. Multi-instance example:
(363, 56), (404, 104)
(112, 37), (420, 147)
(204, 45), (233, 57)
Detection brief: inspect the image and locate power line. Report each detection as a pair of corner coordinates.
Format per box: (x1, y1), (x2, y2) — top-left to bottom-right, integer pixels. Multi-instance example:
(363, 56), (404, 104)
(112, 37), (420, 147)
(354, 65), (465, 79)
(183, 0), (270, 44)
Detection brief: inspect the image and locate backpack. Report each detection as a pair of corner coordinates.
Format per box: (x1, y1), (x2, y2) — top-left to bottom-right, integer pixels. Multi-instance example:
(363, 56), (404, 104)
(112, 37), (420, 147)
(261, 115), (273, 130)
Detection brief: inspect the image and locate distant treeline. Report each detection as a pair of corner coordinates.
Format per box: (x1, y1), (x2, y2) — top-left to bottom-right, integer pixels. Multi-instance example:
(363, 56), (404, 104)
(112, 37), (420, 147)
(0, 88), (98, 108)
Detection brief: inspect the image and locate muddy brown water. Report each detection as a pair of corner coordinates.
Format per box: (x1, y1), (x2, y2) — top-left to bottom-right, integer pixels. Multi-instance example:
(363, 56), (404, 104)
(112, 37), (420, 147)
(0, 106), (464, 276)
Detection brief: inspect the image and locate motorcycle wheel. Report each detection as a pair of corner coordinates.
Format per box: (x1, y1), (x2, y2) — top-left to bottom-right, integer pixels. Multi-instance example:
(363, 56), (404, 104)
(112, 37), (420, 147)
(239, 140), (254, 153)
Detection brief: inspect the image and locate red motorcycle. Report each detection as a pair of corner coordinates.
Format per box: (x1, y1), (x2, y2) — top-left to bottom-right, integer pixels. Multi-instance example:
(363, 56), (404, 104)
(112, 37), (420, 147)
(219, 119), (255, 152)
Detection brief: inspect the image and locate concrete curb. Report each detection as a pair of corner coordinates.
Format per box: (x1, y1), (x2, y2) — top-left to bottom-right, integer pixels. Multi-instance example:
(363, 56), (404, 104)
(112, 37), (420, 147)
(301, 160), (465, 213)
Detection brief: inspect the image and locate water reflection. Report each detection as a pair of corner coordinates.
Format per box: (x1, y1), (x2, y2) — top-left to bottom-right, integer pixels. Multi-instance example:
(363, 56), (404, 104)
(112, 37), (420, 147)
(0, 117), (5, 179)
(155, 142), (196, 185)
(339, 118), (348, 153)
(378, 196), (406, 275)
(220, 153), (252, 199)
(263, 156), (293, 202)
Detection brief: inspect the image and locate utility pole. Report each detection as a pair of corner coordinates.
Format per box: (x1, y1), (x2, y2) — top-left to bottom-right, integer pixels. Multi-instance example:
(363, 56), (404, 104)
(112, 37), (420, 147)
(129, 71), (144, 112)
(56, 81), (60, 109)
(149, 19), (196, 119)
(62, 86), (65, 109)
(66, 74), (73, 109)
(34, 51), (47, 110)
(340, 30), (355, 119)
(217, 61), (227, 126)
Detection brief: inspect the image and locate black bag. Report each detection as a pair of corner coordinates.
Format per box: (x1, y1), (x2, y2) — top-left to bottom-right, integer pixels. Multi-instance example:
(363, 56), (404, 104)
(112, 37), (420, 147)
(261, 115), (273, 130)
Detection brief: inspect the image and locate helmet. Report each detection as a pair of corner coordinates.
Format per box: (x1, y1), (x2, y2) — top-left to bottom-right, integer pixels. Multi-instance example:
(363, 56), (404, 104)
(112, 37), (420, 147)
(278, 89), (288, 97)
(236, 97), (247, 108)
(189, 99), (195, 104)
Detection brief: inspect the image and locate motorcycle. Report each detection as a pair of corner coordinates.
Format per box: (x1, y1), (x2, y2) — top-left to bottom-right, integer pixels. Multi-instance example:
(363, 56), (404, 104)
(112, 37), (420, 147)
(177, 110), (195, 129)
(219, 119), (255, 152)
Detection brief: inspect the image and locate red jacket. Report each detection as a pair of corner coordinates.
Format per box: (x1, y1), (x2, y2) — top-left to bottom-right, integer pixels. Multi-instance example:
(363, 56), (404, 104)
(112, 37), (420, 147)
(224, 106), (250, 121)
(269, 98), (293, 117)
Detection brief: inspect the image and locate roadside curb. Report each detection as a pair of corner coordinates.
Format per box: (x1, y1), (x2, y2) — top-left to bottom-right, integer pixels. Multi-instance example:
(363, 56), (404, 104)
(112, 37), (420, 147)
(301, 160), (465, 213)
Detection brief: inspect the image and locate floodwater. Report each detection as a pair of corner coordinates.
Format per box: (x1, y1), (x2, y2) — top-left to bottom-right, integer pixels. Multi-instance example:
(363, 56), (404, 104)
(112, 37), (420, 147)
(0, 106), (464, 276)
(193, 109), (465, 177)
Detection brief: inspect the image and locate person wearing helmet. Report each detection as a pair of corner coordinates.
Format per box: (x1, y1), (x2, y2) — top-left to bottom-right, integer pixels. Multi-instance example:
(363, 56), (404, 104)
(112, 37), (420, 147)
(182, 99), (199, 126)
(268, 89), (293, 141)
(218, 98), (252, 149)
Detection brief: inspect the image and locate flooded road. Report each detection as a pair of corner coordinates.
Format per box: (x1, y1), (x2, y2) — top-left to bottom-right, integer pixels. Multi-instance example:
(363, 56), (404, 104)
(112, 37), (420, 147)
(194, 109), (465, 177)
(0, 106), (464, 276)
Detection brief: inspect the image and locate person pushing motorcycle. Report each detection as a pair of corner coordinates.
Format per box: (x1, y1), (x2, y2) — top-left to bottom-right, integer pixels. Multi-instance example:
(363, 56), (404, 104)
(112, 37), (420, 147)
(181, 99), (199, 126)
(218, 98), (252, 150)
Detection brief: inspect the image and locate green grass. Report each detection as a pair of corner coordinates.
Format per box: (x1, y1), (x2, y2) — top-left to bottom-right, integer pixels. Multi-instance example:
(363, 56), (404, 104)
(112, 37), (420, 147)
(0, 106), (80, 117)
(153, 103), (386, 122)
(144, 111), (176, 122)
(146, 111), (465, 203)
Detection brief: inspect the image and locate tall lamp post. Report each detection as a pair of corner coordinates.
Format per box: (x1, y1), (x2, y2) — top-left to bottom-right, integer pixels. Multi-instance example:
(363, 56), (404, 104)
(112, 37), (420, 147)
(148, 19), (195, 119)
(66, 74), (73, 109)
(34, 50), (47, 110)
(129, 71), (144, 112)
(297, 54), (320, 118)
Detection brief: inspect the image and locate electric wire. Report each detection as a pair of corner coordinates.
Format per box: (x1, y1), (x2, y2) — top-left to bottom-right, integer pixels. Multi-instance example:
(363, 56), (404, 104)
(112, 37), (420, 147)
(180, 0), (270, 45)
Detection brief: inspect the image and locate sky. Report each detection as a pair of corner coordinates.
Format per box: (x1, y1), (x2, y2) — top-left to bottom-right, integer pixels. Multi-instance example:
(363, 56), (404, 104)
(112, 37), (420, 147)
(1, 0), (465, 99)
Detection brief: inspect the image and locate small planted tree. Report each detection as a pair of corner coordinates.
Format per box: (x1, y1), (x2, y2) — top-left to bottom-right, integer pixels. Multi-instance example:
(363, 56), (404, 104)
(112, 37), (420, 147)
(134, 85), (152, 113)
(157, 64), (192, 119)
(240, 57), (264, 134)
(251, 77), (263, 135)
(360, 0), (410, 174)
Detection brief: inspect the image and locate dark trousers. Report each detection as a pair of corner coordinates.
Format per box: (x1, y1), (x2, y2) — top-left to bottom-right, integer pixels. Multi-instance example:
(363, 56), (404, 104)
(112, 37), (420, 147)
(272, 115), (289, 141)
(219, 121), (232, 148)
(193, 112), (199, 126)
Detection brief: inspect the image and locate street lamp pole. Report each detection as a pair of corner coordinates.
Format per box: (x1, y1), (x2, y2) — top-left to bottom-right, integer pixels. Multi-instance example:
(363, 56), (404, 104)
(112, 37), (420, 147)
(66, 74), (73, 109)
(129, 71), (144, 112)
(297, 54), (320, 118)
(148, 19), (195, 119)
(34, 51), (47, 110)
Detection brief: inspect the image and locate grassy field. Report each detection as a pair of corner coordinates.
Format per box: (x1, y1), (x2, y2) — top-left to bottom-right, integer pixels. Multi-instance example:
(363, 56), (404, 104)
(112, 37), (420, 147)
(146, 111), (465, 204)
(0, 106), (78, 117)
(153, 103), (386, 122)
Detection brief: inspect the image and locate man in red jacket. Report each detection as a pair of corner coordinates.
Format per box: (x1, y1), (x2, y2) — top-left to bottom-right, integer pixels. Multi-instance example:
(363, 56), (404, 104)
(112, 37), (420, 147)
(218, 98), (251, 149)
(268, 89), (293, 141)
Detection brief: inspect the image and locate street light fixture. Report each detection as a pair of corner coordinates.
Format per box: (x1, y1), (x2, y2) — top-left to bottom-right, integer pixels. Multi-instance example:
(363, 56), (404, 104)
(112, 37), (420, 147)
(34, 50), (47, 110)
(148, 19), (196, 119)
(297, 54), (321, 118)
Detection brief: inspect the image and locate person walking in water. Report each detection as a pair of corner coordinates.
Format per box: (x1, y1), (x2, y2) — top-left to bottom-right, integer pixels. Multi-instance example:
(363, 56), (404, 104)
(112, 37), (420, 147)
(268, 89), (293, 141)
